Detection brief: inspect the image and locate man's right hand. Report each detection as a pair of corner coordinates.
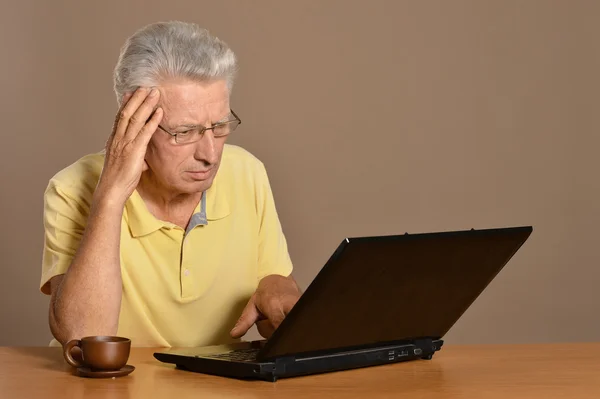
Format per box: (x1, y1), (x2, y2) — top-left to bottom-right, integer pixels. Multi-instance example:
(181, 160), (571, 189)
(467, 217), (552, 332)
(96, 87), (163, 206)
(48, 89), (163, 345)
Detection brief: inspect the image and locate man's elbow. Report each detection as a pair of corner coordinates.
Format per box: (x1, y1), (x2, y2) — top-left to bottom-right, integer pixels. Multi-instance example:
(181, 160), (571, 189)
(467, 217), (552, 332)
(47, 275), (89, 346)
(48, 304), (68, 346)
(48, 275), (70, 345)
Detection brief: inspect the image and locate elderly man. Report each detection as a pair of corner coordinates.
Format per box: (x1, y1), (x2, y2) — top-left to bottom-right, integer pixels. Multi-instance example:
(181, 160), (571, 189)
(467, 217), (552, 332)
(40, 21), (301, 347)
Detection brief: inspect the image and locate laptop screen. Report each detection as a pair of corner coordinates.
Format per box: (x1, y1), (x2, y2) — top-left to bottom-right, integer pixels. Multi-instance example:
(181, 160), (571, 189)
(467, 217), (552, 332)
(260, 226), (532, 359)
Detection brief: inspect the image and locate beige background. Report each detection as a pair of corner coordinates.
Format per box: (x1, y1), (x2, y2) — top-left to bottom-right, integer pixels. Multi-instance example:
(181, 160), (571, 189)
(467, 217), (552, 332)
(0, 0), (598, 346)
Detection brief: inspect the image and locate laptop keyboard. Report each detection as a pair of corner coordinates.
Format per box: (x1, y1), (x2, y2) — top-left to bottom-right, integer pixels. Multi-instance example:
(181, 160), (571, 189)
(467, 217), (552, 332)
(204, 348), (260, 362)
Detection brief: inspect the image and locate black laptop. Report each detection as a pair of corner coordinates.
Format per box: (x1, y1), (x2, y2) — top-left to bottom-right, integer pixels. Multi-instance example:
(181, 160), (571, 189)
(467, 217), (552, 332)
(154, 225), (532, 381)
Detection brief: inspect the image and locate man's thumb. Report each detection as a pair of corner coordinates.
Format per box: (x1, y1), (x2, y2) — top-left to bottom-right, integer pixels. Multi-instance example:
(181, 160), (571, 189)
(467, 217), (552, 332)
(230, 299), (260, 338)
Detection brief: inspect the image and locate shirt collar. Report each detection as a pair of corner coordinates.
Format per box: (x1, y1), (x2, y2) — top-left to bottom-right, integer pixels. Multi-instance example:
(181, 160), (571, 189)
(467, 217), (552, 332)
(125, 174), (230, 238)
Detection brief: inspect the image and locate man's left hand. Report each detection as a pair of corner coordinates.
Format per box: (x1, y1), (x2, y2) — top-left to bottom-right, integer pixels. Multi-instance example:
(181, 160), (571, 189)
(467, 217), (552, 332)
(230, 274), (301, 339)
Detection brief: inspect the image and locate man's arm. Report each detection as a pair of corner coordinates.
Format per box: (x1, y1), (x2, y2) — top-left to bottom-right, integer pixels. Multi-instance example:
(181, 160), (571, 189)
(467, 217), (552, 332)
(48, 196), (125, 344)
(46, 87), (163, 344)
(229, 154), (300, 339)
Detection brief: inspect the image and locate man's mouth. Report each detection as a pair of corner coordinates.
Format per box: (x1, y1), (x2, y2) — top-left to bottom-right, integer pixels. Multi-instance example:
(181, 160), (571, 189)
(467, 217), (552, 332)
(186, 169), (212, 180)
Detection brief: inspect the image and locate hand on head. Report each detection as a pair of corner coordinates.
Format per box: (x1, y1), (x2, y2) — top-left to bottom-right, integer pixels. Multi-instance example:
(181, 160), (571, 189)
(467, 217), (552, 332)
(96, 87), (163, 205)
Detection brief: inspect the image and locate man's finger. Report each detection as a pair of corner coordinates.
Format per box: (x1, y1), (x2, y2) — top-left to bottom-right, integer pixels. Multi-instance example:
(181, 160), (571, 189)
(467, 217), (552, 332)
(108, 92), (133, 148)
(230, 297), (261, 339)
(113, 88), (151, 141)
(134, 107), (163, 147)
(268, 308), (286, 330)
(123, 88), (160, 142)
(261, 296), (289, 330)
(282, 295), (299, 315)
(112, 92), (132, 130)
(256, 319), (276, 339)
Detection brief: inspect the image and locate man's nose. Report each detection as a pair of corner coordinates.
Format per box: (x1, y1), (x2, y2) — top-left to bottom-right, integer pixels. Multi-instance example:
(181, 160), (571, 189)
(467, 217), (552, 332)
(194, 131), (219, 165)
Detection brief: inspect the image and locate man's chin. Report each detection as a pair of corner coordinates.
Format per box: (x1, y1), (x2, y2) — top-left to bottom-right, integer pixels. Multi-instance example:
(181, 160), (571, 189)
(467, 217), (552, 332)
(179, 166), (219, 193)
(182, 175), (216, 193)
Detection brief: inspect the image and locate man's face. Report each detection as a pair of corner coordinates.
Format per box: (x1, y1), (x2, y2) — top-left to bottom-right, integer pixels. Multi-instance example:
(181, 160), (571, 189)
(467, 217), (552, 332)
(145, 79), (230, 195)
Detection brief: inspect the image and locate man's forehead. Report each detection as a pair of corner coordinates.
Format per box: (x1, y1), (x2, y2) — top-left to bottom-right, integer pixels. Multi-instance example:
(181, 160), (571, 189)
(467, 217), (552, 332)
(158, 79), (229, 104)
(158, 82), (229, 124)
(160, 97), (229, 113)
(160, 92), (229, 109)
(159, 100), (230, 127)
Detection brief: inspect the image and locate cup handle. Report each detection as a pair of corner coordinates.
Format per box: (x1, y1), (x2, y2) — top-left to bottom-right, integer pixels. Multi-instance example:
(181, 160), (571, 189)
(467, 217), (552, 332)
(63, 339), (83, 368)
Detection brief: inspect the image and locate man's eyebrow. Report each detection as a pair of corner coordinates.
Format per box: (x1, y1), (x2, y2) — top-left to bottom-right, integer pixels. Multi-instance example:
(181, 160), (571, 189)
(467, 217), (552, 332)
(160, 118), (201, 127)
(215, 112), (233, 123)
(166, 112), (232, 130)
(175, 123), (200, 129)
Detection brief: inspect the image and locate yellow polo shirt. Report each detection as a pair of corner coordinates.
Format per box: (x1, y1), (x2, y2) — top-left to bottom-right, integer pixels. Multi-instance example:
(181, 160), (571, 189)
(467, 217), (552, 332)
(40, 144), (293, 347)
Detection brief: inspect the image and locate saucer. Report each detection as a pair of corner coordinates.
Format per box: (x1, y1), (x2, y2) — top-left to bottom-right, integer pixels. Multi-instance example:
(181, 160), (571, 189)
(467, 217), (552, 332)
(76, 365), (135, 378)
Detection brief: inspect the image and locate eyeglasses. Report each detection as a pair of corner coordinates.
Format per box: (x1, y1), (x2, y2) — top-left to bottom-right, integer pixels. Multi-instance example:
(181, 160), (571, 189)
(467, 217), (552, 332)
(157, 109), (241, 144)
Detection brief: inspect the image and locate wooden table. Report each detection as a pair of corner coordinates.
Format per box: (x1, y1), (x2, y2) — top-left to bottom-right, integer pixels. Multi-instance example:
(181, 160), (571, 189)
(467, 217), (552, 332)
(1, 343), (599, 398)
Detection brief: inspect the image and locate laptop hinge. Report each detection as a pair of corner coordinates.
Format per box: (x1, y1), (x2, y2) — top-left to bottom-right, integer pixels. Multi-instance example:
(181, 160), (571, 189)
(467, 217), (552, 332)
(414, 338), (433, 352)
(274, 356), (294, 367)
(414, 338), (436, 352)
(269, 356), (294, 378)
(413, 338), (444, 359)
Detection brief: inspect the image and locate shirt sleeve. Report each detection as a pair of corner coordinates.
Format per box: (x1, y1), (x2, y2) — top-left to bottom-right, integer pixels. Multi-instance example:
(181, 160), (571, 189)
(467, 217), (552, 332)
(40, 182), (89, 295)
(255, 162), (294, 280)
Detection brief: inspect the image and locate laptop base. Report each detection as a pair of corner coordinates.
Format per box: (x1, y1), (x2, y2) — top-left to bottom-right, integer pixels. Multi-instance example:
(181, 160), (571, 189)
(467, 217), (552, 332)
(154, 339), (444, 382)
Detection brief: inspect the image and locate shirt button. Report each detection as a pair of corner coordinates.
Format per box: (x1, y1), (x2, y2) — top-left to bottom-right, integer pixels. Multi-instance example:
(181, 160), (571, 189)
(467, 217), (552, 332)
(184, 269), (190, 276)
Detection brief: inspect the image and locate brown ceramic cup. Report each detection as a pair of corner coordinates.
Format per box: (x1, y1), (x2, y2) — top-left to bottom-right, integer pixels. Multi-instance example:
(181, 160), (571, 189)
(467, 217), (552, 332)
(63, 336), (131, 370)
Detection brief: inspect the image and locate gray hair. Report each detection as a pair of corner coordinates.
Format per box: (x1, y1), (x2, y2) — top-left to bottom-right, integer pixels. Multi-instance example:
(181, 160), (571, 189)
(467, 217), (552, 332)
(113, 21), (237, 103)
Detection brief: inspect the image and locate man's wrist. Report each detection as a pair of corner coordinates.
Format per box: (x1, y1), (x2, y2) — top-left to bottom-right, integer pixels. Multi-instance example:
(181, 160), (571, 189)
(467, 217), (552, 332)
(91, 185), (128, 216)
